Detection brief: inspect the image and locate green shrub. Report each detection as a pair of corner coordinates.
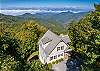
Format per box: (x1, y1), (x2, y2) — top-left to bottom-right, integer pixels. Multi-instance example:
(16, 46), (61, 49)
(52, 61), (56, 64)
(51, 58), (64, 65)
(48, 63), (52, 69)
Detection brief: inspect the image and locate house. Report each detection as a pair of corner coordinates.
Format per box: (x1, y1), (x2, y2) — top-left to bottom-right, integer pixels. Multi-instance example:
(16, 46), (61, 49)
(38, 30), (71, 64)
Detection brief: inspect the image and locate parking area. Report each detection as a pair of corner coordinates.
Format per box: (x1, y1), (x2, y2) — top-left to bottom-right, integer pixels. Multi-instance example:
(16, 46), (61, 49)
(52, 60), (67, 71)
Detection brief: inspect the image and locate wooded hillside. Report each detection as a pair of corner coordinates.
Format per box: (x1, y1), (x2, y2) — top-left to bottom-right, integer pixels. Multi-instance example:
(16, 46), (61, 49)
(68, 4), (100, 71)
(0, 4), (100, 71)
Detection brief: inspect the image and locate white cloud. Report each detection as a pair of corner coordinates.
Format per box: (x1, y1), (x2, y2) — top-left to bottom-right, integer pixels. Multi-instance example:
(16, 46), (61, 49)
(0, 9), (85, 16)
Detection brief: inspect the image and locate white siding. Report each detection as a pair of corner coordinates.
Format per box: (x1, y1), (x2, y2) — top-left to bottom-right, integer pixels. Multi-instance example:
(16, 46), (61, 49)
(39, 41), (51, 64)
(46, 42), (68, 63)
(43, 42), (51, 49)
(39, 45), (47, 64)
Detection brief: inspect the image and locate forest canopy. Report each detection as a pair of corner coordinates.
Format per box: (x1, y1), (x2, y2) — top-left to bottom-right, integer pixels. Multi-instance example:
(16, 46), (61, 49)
(68, 4), (100, 71)
(0, 4), (100, 71)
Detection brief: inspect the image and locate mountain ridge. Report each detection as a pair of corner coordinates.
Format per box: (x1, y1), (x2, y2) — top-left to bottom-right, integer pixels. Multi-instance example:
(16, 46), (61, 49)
(18, 11), (88, 25)
(0, 11), (88, 33)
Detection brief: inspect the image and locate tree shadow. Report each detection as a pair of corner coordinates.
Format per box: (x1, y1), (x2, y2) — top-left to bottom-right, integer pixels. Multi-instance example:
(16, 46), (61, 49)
(66, 51), (83, 71)
(0, 36), (29, 71)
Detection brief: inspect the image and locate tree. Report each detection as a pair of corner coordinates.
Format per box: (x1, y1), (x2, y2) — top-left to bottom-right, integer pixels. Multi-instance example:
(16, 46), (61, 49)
(68, 9), (100, 71)
(94, 4), (100, 11)
(0, 19), (50, 71)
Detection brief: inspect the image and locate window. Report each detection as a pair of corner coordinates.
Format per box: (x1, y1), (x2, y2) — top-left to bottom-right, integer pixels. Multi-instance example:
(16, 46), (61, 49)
(61, 46), (64, 50)
(61, 53), (63, 56)
(54, 55), (57, 59)
(57, 47), (60, 51)
(58, 54), (60, 57)
(50, 56), (53, 61)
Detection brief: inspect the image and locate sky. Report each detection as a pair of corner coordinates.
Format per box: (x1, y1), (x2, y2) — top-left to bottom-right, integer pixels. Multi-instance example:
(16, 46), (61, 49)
(0, 0), (100, 9)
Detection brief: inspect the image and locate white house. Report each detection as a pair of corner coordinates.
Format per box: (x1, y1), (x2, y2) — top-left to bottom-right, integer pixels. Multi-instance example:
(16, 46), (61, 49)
(38, 30), (71, 64)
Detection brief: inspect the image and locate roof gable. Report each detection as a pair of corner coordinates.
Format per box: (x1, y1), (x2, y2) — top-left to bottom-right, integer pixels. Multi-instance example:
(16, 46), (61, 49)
(38, 30), (71, 56)
(49, 41), (69, 55)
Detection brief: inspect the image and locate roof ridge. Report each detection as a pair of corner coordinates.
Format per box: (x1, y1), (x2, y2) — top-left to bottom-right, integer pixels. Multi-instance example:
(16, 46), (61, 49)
(45, 30), (58, 36)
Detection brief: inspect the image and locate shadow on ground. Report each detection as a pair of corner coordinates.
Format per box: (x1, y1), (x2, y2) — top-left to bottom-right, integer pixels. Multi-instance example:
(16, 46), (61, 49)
(66, 51), (83, 71)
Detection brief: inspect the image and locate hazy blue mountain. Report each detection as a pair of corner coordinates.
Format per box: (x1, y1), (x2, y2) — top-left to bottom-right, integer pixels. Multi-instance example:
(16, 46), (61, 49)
(50, 11), (88, 24)
(0, 11), (88, 33)
(19, 12), (56, 19)
(1, 7), (91, 12)
(0, 13), (24, 24)
(0, 13), (64, 33)
(18, 11), (88, 25)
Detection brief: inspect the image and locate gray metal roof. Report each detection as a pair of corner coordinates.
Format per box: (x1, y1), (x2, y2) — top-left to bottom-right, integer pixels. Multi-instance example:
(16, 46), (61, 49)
(38, 30), (58, 44)
(45, 38), (61, 56)
(41, 37), (52, 44)
(60, 35), (71, 44)
(38, 30), (71, 56)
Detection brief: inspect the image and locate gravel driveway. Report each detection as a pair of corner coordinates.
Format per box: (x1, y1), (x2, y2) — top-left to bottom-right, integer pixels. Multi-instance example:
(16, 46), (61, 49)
(52, 58), (82, 71)
(52, 60), (67, 71)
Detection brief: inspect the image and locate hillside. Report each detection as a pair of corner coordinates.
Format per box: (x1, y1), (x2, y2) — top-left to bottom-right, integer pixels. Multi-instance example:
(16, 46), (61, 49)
(0, 11), (87, 34)
(0, 13), (24, 24)
(68, 10), (100, 71)
(19, 11), (88, 25)
(0, 19), (52, 71)
(0, 6), (99, 71)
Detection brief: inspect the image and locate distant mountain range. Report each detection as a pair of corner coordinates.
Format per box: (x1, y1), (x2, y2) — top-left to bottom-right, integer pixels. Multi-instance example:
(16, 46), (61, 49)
(0, 11), (88, 24)
(1, 7), (92, 11)
(0, 7), (92, 16)
(18, 11), (88, 25)
(0, 11), (88, 33)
